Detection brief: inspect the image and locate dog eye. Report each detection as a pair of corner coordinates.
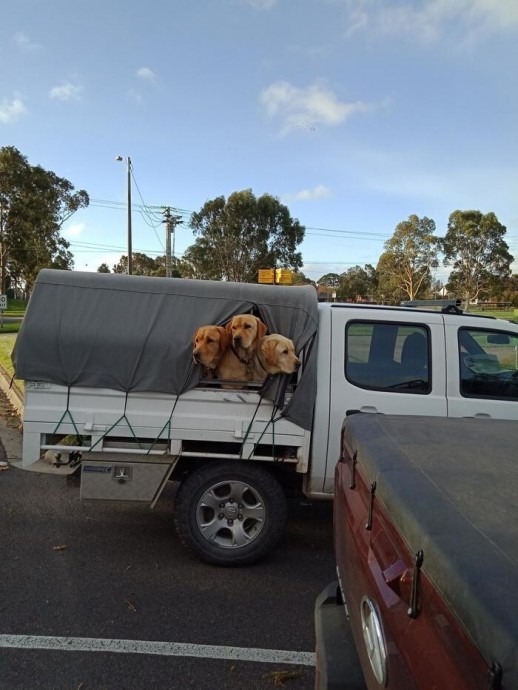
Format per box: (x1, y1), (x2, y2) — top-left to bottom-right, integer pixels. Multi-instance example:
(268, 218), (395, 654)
(283, 349), (288, 355)
(245, 324), (251, 329)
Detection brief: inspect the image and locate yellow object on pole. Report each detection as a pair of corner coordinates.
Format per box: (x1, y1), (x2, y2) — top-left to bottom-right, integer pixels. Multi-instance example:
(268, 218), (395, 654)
(275, 268), (293, 285)
(258, 268), (275, 284)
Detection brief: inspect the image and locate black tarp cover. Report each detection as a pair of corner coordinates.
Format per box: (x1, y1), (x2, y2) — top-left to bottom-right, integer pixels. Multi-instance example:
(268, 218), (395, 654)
(13, 269), (319, 429)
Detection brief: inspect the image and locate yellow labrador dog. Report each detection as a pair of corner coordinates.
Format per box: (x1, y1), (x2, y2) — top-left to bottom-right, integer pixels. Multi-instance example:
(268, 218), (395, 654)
(226, 314), (268, 361)
(251, 334), (301, 382)
(192, 325), (231, 378)
(217, 314), (268, 383)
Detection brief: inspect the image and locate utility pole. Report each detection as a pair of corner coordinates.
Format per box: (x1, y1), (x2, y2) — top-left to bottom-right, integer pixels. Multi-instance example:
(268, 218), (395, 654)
(115, 155), (133, 275)
(162, 208), (183, 277)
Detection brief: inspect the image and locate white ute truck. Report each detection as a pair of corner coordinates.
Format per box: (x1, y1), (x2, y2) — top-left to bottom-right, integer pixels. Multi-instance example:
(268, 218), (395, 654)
(13, 270), (518, 566)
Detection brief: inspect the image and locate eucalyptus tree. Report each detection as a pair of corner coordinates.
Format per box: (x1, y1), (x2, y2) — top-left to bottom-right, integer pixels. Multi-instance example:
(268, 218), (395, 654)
(182, 189), (304, 282)
(0, 146), (89, 292)
(442, 210), (512, 309)
(377, 215), (439, 303)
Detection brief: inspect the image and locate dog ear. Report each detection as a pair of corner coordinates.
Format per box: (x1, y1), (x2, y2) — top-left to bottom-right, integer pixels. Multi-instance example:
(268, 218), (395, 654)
(225, 320), (233, 338)
(219, 326), (231, 350)
(262, 337), (277, 365)
(192, 327), (202, 345)
(256, 318), (268, 341)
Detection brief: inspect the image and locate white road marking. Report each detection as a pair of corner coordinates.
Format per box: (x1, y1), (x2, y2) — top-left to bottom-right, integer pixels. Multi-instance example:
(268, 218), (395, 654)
(0, 635), (315, 666)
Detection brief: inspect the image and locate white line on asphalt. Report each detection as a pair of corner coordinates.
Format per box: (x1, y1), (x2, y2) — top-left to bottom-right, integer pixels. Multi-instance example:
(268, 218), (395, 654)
(0, 635), (315, 667)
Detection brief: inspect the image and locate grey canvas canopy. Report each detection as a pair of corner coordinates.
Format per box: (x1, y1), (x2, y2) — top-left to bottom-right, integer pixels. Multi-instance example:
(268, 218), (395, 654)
(13, 269), (319, 430)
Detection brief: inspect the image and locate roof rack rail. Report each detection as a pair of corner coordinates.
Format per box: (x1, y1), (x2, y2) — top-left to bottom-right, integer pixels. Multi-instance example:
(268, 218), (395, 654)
(400, 299), (463, 315)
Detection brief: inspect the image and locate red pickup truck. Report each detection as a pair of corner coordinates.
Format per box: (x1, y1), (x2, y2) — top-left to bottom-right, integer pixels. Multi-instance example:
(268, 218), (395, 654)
(315, 414), (518, 690)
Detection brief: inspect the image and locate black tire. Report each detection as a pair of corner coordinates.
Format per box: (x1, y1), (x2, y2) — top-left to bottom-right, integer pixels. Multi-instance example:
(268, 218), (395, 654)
(174, 461), (287, 566)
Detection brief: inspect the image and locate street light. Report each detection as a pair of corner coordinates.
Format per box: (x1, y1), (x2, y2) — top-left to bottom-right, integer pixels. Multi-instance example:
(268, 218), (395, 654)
(115, 155), (133, 275)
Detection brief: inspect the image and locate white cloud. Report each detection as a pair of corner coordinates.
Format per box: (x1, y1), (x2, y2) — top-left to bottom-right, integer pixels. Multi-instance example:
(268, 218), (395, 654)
(260, 80), (375, 135)
(285, 184), (332, 202)
(0, 95), (27, 124)
(13, 31), (41, 51)
(49, 82), (83, 101)
(63, 223), (85, 238)
(136, 67), (158, 83)
(339, 0), (518, 42)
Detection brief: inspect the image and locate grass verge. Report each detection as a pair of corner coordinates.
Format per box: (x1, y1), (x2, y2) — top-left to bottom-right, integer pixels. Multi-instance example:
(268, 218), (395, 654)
(0, 334), (17, 380)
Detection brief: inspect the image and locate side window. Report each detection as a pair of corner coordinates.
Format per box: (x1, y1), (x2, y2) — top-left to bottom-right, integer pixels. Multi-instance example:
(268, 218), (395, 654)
(346, 321), (431, 394)
(459, 328), (518, 400)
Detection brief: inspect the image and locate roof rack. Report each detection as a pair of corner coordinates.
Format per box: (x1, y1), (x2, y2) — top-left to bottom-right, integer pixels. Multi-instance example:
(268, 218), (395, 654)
(400, 299), (463, 315)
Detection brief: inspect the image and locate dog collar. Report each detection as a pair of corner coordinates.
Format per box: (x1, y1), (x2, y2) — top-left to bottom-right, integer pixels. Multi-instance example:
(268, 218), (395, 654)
(231, 344), (250, 365)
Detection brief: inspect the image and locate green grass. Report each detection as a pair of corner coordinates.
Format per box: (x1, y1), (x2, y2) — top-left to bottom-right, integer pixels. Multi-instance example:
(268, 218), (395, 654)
(4, 298), (27, 316)
(469, 310), (516, 320)
(0, 321), (22, 333)
(0, 297), (26, 334)
(0, 299), (25, 382)
(0, 333), (17, 380)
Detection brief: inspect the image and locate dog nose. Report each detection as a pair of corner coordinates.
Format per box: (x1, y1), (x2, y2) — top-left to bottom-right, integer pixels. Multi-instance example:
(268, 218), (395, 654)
(234, 335), (242, 344)
(294, 359), (301, 369)
(193, 352), (201, 363)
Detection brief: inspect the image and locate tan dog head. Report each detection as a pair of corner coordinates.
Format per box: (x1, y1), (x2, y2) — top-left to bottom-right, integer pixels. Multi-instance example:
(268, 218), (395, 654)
(226, 314), (268, 352)
(192, 325), (231, 369)
(257, 334), (301, 375)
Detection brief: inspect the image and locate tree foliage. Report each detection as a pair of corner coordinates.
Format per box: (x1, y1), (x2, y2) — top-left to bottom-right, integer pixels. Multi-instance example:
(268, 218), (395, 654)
(442, 210), (512, 309)
(377, 215), (439, 303)
(291, 270), (315, 286)
(0, 146), (89, 292)
(105, 252), (182, 278)
(316, 273), (341, 289)
(106, 253), (182, 277)
(338, 265), (378, 302)
(182, 189), (304, 282)
(317, 266), (378, 301)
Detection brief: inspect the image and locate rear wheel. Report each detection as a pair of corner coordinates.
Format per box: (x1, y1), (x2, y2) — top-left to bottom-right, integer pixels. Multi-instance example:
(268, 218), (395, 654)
(174, 462), (287, 566)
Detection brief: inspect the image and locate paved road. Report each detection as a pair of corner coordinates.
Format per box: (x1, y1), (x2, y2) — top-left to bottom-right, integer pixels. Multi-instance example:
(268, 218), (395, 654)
(0, 393), (336, 690)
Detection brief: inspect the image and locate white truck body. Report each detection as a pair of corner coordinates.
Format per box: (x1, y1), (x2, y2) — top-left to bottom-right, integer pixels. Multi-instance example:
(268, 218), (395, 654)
(14, 270), (518, 565)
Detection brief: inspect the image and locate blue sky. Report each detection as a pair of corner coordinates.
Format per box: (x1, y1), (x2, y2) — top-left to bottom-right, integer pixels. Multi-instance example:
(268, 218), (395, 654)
(2, 0), (518, 283)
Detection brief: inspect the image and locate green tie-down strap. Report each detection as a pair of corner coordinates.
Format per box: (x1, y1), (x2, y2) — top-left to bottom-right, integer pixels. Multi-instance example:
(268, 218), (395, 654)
(240, 397), (280, 460)
(145, 394), (181, 455)
(88, 391), (140, 452)
(52, 387), (83, 443)
(88, 392), (181, 454)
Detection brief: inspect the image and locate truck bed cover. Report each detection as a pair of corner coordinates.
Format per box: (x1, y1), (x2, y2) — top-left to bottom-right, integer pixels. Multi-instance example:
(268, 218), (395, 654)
(342, 414), (518, 687)
(13, 270), (319, 429)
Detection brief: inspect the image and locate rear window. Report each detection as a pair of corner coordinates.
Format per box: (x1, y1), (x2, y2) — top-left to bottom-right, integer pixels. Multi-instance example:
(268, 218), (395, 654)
(345, 321), (431, 394)
(459, 328), (518, 400)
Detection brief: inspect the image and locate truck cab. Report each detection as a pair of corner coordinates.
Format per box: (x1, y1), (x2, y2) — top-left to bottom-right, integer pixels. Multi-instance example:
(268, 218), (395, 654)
(307, 302), (518, 497)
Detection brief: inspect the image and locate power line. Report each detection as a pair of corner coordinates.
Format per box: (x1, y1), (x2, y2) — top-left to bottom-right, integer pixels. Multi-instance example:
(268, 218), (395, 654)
(88, 198), (391, 243)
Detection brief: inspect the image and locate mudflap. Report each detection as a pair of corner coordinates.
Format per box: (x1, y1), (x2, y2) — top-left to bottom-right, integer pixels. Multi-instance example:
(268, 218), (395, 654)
(314, 581), (367, 690)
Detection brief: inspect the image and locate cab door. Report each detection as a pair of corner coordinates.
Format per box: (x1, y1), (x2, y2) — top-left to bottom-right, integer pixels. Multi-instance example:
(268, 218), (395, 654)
(323, 307), (447, 493)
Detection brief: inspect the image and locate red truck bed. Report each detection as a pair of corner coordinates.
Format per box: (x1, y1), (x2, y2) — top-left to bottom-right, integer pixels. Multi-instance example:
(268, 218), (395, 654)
(319, 414), (518, 690)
